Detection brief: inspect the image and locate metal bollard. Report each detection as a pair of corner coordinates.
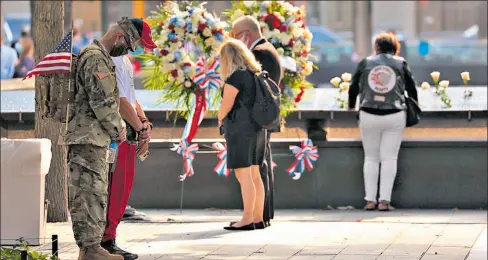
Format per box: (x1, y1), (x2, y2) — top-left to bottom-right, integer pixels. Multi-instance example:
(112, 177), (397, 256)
(52, 234), (58, 258)
(20, 250), (28, 260)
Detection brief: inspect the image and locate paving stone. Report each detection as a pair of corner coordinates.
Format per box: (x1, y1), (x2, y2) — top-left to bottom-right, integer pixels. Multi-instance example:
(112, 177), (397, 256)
(340, 244), (389, 255)
(298, 244), (346, 255)
(425, 246), (470, 257)
(376, 256), (420, 260)
(381, 244), (430, 257)
(332, 255), (378, 260)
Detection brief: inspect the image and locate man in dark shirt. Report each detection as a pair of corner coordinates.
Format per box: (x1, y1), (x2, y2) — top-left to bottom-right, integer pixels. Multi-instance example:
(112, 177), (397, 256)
(231, 15), (282, 227)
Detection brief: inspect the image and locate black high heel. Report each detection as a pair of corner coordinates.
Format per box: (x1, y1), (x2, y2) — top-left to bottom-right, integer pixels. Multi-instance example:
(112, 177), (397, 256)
(224, 223), (255, 231)
(229, 221), (266, 229)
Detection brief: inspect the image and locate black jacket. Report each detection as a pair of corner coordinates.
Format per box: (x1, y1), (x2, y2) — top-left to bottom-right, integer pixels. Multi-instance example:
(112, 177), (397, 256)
(348, 53), (418, 114)
(252, 38), (282, 86)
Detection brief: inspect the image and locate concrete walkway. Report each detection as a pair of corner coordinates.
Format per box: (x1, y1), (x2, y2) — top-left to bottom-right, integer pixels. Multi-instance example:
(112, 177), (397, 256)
(41, 210), (486, 260)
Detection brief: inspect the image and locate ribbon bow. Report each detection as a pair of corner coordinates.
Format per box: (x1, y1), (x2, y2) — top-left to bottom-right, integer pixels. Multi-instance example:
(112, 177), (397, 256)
(286, 139), (319, 180)
(212, 142), (232, 177)
(192, 57), (222, 91)
(171, 139), (199, 181)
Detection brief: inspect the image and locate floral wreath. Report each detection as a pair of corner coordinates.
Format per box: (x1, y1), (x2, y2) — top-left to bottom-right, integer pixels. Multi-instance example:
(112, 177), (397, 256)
(141, 1), (227, 115)
(223, 0), (317, 116)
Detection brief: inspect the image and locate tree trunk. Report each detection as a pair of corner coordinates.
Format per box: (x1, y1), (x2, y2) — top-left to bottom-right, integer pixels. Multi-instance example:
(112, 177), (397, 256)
(64, 0), (73, 34)
(33, 1), (69, 223)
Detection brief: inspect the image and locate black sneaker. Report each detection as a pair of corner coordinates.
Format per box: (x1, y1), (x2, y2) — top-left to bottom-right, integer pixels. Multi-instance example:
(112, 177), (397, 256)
(101, 240), (138, 260)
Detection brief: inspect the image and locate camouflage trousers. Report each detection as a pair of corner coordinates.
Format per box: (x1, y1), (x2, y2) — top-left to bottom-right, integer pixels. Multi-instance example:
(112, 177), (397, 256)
(68, 144), (109, 249)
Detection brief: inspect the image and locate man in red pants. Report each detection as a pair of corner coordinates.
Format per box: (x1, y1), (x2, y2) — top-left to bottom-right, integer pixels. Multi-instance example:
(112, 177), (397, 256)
(101, 18), (156, 260)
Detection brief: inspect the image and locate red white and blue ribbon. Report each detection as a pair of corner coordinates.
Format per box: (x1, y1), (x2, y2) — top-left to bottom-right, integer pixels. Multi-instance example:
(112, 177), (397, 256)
(212, 142), (232, 177)
(171, 139), (199, 181)
(192, 57), (222, 96)
(286, 139), (319, 180)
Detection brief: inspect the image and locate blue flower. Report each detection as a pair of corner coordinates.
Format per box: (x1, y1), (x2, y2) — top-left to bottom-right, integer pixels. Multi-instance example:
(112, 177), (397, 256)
(168, 32), (176, 41)
(188, 8), (194, 15)
(216, 33), (223, 41)
(271, 38), (279, 45)
(170, 17), (178, 25)
(174, 50), (183, 61)
(187, 22), (193, 32)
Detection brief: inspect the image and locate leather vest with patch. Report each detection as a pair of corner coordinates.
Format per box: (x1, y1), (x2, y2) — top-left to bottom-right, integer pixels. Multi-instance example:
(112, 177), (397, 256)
(359, 54), (406, 110)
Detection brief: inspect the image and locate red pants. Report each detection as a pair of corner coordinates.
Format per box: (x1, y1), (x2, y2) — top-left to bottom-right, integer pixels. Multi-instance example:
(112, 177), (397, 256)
(103, 142), (136, 241)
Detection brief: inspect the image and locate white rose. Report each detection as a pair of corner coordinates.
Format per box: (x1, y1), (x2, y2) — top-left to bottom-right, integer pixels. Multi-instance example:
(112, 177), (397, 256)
(289, 23), (298, 31)
(303, 30), (312, 40)
(280, 34), (292, 46)
(430, 71), (440, 84)
(330, 77), (341, 87)
(177, 75), (185, 84)
(243, 1), (255, 8)
(439, 80), (449, 89)
(461, 71), (470, 84)
(421, 82), (431, 90)
(166, 53), (175, 62)
(293, 28), (304, 38)
(340, 82), (350, 91)
(341, 73), (352, 82)
(259, 22), (268, 30)
(204, 37), (216, 47)
(202, 28), (212, 37)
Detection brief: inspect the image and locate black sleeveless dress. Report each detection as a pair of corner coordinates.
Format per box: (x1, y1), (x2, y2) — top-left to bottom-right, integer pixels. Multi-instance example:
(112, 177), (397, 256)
(223, 69), (263, 169)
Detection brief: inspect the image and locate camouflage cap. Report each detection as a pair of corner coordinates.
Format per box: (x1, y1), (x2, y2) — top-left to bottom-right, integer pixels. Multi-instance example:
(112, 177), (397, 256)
(117, 17), (140, 52)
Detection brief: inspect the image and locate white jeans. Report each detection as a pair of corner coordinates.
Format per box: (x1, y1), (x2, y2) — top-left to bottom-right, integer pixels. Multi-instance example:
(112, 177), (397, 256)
(359, 110), (405, 203)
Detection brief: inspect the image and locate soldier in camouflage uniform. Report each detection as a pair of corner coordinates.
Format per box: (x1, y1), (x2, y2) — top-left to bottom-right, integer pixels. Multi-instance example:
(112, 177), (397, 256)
(61, 17), (142, 260)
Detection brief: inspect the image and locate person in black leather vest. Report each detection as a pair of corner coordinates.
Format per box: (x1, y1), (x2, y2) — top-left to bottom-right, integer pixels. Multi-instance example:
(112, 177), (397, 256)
(348, 32), (418, 211)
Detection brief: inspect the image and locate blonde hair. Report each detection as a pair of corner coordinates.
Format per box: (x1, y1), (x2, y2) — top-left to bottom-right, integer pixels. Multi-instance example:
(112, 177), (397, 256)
(219, 38), (261, 80)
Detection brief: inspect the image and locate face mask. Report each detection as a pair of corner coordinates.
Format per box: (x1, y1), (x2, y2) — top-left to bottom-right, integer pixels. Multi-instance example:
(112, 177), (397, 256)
(110, 36), (128, 57)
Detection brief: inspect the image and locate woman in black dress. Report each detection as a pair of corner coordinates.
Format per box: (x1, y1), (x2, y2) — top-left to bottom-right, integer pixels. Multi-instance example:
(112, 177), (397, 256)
(218, 39), (266, 231)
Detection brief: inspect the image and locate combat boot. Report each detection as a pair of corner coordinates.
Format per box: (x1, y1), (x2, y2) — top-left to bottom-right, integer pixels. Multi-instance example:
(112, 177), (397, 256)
(78, 245), (124, 260)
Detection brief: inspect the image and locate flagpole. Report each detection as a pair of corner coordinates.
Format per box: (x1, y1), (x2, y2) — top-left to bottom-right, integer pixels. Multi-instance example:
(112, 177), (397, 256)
(65, 20), (74, 131)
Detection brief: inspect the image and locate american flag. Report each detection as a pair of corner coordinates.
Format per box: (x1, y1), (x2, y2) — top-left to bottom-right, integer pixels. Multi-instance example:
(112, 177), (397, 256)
(23, 32), (73, 80)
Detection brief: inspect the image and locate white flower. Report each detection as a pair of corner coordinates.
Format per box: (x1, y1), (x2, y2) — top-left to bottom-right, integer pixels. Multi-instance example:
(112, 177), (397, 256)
(184, 80), (192, 88)
(168, 63), (177, 72)
(292, 28), (304, 38)
(421, 82), (430, 90)
(304, 61), (313, 76)
(330, 77), (341, 87)
(259, 22), (268, 30)
(204, 37), (216, 47)
(341, 73), (352, 82)
(439, 80), (449, 89)
(262, 1), (272, 8)
(340, 82), (350, 91)
(461, 71), (470, 85)
(203, 28), (212, 37)
(430, 71), (440, 84)
(279, 34), (292, 46)
(243, 1), (255, 8)
(166, 53), (175, 62)
(177, 74), (186, 84)
(303, 30), (312, 40)
(159, 33), (168, 44)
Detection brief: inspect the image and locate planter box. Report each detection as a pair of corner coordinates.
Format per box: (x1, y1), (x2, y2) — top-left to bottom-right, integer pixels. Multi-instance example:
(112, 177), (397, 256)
(1, 138), (52, 246)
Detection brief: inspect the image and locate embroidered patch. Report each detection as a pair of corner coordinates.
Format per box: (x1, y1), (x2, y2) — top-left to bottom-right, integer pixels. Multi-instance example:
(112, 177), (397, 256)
(374, 95), (386, 102)
(367, 65), (396, 94)
(96, 71), (109, 80)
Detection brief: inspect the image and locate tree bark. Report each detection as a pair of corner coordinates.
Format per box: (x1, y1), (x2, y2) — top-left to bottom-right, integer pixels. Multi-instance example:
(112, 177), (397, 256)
(33, 1), (69, 223)
(64, 0), (73, 34)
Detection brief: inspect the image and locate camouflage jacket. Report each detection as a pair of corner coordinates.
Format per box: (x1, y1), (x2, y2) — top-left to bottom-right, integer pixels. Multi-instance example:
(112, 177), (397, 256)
(61, 39), (122, 147)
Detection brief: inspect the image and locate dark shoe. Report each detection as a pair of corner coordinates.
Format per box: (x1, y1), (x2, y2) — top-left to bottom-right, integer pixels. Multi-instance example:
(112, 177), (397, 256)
(101, 240), (138, 260)
(254, 221), (266, 229)
(265, 220), (271, 227)
(224, 223), (255, 231)
(230, 221), (266, 229)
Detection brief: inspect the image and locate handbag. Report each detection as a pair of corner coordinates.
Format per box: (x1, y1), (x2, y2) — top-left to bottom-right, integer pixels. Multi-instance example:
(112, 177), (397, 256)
(405, 92), (421, 127)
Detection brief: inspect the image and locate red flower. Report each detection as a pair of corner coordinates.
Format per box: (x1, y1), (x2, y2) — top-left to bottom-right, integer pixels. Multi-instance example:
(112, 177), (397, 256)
(184, 62), (192, 67)
(280, 25), (287, 32)
(198, 23), (207, 31)
(301, 50), (309, 57)
(171, 70), (178, 78)
(301, 23), (306, 29)
(289, 38), (294, 47)
(168, 24), (175, 30)
(160, 49), (169, 56)
(294, 87), (305, 103)
(265, 14), (281, 29)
